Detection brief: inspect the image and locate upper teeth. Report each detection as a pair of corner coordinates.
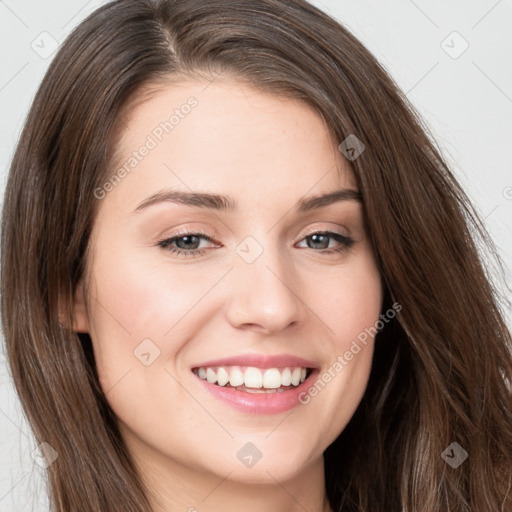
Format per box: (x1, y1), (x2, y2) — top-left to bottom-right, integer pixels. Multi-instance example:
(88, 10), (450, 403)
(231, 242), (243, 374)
(194, 366), (309, 389)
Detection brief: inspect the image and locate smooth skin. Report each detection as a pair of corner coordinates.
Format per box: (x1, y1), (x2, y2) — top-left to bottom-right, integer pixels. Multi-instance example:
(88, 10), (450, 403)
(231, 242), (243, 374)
(65, 77), (383, 512)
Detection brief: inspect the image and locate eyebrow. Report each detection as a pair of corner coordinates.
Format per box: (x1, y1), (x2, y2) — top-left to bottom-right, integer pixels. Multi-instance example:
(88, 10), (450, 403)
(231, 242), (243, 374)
(134, 187), (362, 213)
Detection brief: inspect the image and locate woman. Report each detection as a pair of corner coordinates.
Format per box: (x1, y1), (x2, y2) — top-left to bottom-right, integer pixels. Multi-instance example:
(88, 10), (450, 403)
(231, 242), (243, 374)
(1, 0), (511, 510)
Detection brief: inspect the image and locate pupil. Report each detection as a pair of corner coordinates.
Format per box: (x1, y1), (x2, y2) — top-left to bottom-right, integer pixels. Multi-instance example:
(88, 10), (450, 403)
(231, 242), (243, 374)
(310, 234), (328, 249)
(178, 235), (199, 249)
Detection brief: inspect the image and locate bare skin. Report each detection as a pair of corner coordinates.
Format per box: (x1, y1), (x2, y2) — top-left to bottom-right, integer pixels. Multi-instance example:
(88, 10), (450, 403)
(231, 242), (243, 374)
(66, 77), (382, 512)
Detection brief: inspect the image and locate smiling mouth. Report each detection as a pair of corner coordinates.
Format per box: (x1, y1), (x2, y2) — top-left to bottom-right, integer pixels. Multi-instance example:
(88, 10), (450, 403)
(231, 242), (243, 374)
(191, 365), (315, 393)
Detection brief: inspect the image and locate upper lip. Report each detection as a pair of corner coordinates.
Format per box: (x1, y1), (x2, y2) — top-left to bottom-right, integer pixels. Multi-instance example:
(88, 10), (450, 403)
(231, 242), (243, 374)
(191, 353), (320, 370)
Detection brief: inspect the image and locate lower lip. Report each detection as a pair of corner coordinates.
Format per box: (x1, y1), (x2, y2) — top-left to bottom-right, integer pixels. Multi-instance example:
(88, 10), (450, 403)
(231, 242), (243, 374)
(193, 369), (319, 415)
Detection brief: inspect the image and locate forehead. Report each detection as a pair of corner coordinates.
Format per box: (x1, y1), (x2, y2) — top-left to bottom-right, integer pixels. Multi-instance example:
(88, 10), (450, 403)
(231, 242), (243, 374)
(104, 78), (357, 214)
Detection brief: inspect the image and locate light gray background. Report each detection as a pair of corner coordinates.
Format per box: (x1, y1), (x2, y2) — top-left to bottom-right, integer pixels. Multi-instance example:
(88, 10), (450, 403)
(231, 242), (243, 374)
(1, 1), (511, 510)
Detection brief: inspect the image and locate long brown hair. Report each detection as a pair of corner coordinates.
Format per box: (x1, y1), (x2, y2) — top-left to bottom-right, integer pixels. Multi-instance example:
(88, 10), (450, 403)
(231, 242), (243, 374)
(2, 1), (511, 510)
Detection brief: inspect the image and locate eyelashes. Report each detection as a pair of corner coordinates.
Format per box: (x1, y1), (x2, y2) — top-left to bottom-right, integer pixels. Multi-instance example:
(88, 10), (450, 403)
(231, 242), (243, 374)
(157, 229), (355, 259)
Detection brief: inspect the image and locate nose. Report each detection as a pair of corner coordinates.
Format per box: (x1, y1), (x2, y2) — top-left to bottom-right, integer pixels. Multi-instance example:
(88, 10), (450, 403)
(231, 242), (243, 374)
(224, 243), (303, 334)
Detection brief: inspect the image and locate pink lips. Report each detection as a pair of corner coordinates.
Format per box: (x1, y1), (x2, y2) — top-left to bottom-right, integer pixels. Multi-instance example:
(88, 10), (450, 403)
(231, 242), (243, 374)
(191, 352), (320, 370)
(190, 352), (320, 415)
(193, 370), (319, 415)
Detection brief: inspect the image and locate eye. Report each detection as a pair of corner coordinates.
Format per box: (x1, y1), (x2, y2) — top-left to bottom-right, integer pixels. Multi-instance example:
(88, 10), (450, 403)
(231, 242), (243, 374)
(157, 229), (355, 258)
(157, 229), (216, 258)
(296, 231), (355, 254)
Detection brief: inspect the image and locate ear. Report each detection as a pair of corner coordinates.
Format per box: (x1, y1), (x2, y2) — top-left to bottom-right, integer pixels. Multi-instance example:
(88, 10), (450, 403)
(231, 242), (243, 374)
(58, 278), (90, 333)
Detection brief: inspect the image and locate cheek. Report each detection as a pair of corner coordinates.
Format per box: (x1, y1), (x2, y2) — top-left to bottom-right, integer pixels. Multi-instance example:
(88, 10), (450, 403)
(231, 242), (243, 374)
(318, 249), (382, 347)
(89, 247), (221, 338)
(85, 245), (232, 390)
(301, 249), (382, 444)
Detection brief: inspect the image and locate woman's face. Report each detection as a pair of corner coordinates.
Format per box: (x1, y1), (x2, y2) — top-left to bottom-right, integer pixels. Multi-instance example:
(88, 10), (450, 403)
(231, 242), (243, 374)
(72, 78), (382, 487)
